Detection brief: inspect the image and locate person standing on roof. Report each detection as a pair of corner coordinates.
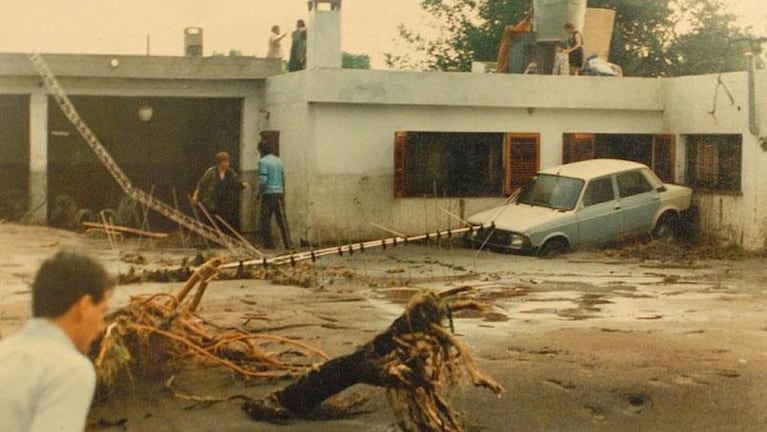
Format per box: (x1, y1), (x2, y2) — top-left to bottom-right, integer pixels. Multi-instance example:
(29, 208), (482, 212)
(288, 20), (307, 72)
(553, 41), (570, 76)
(563, 22), (584, 76)
(267, 25), (288, 60)
(258, 141), (291, 249)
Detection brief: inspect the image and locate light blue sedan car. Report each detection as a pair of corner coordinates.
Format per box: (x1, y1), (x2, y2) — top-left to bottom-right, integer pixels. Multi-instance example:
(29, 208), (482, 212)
(466, 159), (693, 256)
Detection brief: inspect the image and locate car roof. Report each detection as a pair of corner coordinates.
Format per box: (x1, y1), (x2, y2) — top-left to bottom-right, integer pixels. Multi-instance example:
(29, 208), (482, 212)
(538, 159), (649, 181)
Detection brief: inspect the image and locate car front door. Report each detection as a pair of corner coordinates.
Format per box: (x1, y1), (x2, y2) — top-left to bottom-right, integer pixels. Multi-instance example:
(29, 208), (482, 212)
(616, 170), (661, 237)
(576, 175), (623, 246)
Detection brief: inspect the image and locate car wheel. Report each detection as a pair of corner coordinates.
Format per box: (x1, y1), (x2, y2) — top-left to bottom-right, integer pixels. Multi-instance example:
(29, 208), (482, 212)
(538, 238), (569, 258)
(653, 214), (679, 242)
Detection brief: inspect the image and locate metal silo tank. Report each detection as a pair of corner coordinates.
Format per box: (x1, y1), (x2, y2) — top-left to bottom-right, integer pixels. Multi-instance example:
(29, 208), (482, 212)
(533, 0), (588, 42)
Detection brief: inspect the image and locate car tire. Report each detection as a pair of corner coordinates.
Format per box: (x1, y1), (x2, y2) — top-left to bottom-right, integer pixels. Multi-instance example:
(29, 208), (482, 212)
(653, 214), (679, 242)
(538, 238), (569, 258)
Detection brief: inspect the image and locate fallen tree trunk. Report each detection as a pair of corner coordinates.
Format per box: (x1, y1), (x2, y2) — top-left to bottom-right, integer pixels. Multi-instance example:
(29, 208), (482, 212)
(243, 286), (503, 432)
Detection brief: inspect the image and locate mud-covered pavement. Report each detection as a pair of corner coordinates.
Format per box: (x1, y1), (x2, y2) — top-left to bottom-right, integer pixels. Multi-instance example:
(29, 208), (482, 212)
(1, 223), (766, 431)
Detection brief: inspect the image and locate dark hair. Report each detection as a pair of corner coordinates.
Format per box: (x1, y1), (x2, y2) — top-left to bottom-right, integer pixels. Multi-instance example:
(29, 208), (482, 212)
(297, 19), (306, 28)
(258, 141), (273, 155)
(564, 22), (575, 30)
(32, 251), (115, 318)
(271, 25), (280, 33)
(215, 152), (231, 164)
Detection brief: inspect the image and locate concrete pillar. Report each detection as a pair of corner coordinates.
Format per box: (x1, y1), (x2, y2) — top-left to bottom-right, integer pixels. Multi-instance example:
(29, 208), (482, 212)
(29, 91), (48, 223)
(540, 129), (563, 169)
(307, 0), (342, 70)
(240, 96), (262, 233)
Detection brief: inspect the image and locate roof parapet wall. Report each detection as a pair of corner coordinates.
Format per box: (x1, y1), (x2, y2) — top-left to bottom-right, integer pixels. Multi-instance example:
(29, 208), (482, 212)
(0, 53), (282, 80)
(269, 69), (665, 112)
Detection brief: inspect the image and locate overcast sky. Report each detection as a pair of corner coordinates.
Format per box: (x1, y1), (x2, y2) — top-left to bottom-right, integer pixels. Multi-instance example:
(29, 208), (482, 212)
(0, 0), (764, 68)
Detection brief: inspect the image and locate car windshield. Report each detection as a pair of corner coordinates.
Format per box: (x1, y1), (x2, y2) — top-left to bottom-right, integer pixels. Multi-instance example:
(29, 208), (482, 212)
(516, 174), (584, 210)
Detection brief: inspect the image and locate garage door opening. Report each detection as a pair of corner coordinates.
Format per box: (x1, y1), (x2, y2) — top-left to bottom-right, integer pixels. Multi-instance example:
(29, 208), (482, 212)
(0, 95), (30, 220)
(48, 96), (242, 230)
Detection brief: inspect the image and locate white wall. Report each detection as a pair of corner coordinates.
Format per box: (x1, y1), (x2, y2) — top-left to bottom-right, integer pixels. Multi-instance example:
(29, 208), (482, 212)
(264, 72), (314, 242)
(664, 70), (767, 249)
(267, 67), (767, 249)
(267, 69), (666, 243)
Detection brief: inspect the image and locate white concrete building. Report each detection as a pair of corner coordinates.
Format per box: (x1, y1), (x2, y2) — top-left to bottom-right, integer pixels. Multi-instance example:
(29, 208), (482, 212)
(0, 53), (279, 230)
(265, 66), (764, 249)
(261, 2), (766, 249)
(1, 1), (764, 250)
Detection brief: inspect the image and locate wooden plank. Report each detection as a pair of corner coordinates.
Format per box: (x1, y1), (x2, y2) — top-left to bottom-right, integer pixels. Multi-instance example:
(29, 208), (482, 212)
(82, 222), (168, 239)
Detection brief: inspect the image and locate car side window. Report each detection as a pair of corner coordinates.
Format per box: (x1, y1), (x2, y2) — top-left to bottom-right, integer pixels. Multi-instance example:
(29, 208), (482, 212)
(583, 177), (615, 207)
(617, 171), (653, 198)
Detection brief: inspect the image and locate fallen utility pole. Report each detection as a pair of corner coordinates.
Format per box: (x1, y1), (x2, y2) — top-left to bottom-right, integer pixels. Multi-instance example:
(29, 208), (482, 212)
(27, 53), (261, 259)
(220, 223), (492, 270)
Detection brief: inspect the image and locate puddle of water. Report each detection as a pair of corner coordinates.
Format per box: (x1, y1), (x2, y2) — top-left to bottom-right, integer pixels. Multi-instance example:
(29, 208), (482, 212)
(373, 287), (421, 304)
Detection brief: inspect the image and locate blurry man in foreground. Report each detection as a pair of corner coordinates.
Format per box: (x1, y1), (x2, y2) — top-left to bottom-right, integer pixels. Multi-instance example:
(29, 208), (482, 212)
(0, 251), (115, 432)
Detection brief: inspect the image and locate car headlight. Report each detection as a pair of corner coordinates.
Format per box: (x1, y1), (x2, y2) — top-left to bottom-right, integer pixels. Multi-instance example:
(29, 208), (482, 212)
(510, 234), (526, 248)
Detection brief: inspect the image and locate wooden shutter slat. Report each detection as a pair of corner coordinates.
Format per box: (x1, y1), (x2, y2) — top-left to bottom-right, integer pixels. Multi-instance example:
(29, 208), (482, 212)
(563, 133), (595, 163)
(393, 131), (407, 198)
(505, 133), (540, 194)
(652, 134), (675, 183)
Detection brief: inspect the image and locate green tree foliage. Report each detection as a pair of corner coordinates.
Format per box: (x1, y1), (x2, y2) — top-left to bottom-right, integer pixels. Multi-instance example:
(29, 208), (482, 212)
(386, 0), (758, 76)
(664, 0), (755, 76)
(343, 52), (372, 69)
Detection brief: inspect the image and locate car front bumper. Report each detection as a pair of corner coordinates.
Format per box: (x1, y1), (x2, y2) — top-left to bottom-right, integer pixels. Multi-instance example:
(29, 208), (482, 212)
(462, 227), (535, 254)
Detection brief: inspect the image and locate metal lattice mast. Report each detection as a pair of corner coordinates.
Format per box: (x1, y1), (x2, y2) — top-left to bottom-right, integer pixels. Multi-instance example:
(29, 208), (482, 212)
(28, 53), (261, 258)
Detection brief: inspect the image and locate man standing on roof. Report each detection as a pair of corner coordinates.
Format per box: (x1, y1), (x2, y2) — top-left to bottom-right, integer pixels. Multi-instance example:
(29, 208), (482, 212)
(267, 25), (287, 60)
(258, 141), (291, 249)
(563, 22), (584, 76)
(288, 20), (307, 72)
(0, 251), (115, 432)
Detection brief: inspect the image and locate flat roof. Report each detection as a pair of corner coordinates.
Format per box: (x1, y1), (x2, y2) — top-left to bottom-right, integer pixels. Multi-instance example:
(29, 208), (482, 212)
(0, 52), (282, 81)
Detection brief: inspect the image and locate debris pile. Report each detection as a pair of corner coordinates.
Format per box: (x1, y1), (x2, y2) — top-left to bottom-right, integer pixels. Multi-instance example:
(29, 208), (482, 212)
(605, 237), (757, 263)
(93, 258), (329, 393)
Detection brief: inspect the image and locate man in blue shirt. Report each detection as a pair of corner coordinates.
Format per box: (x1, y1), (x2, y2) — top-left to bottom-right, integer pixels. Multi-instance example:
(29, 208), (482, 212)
(258, 141), (291, 249)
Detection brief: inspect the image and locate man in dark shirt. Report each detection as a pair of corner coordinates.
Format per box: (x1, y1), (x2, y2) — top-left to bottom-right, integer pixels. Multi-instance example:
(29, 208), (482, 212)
(193, 152), (248, 233)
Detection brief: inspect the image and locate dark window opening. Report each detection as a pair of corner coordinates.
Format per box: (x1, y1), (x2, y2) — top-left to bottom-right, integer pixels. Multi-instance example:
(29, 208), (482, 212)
(685, 134), (742, 193)
(562, 133), (676, 183)
(393, 132), (540, 198)
(617, 171), (653, 197)
(584, 177), (615, 207)
(260, 130), (280, 156)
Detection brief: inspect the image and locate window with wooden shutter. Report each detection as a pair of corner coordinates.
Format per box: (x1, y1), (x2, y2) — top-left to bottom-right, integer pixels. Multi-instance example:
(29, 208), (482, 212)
(504, 133), (540, 195)
(393, 131), (407, 198)
(686, 134), (741, 192)
(392, 132), (508, 198)
(652, 134), (675, 183)
(562, 133), (595, 164)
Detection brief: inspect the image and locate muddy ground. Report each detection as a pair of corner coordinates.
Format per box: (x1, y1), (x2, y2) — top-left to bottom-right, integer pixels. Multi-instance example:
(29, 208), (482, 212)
(1, 222), (766, 431)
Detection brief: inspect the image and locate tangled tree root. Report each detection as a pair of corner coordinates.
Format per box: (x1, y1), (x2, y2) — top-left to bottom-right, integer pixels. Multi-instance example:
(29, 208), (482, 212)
(93, 258), (329, 393)
(242, 286), (504, 432)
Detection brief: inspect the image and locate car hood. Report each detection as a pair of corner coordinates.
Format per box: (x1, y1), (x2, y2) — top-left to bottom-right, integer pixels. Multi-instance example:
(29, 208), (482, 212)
(466, 203), (569, 233)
